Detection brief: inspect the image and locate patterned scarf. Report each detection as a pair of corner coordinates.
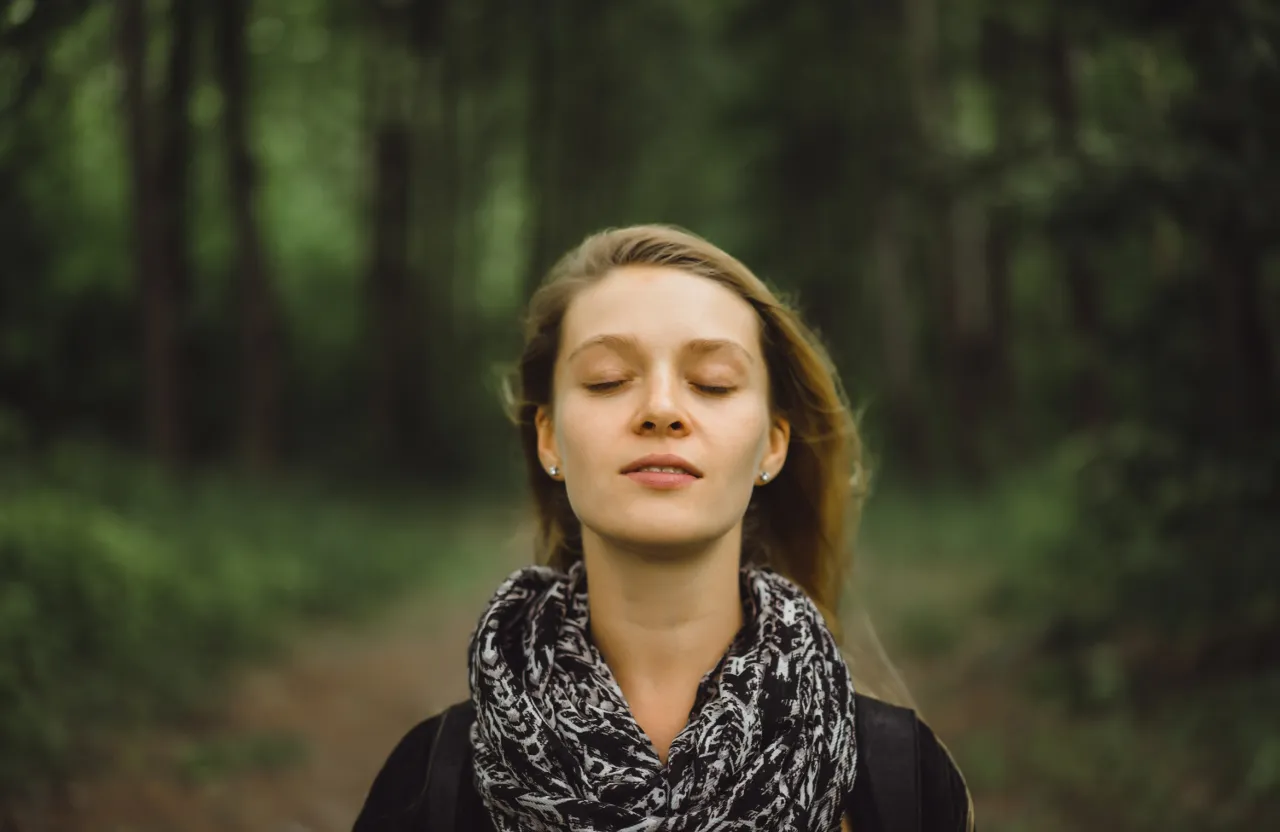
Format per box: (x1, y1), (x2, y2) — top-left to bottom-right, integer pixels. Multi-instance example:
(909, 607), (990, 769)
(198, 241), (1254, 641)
(467, 560), (858, 831)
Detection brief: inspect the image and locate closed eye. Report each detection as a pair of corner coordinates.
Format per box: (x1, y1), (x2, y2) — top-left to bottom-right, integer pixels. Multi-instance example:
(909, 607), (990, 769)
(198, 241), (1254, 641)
(585, 380), (734, 395)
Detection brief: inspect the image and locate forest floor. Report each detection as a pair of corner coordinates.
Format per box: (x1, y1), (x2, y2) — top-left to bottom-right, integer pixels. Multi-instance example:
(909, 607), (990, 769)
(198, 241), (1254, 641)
(7, 512), (1074, 832)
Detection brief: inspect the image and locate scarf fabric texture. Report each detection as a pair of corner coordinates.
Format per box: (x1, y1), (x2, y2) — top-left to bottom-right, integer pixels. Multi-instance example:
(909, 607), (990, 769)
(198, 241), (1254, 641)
(467, 561), (858, 832)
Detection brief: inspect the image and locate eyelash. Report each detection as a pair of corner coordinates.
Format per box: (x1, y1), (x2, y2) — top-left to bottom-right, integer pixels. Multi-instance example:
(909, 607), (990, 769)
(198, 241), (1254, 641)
(585, 380), (735, 396)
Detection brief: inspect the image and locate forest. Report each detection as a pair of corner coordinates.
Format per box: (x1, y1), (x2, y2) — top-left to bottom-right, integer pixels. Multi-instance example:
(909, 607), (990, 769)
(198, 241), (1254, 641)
(1, 0), (1277, 829)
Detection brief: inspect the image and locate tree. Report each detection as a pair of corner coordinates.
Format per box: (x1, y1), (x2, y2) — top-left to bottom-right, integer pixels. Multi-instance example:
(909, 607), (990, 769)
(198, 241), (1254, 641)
(520, 0), (559, 300)
(214, 0), (284, 474)
(1045, 13), (1107, 429)
(117, 0), (184, 466)
(363, 0), (425, 468)
(156, 0), (198, 457)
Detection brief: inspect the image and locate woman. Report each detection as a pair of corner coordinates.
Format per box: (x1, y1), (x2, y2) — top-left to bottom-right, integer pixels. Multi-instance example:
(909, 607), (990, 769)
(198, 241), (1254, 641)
(353, 225), (973, 831)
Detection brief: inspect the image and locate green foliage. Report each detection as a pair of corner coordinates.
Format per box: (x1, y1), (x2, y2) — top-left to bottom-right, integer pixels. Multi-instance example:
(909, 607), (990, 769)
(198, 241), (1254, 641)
(982, 433), (1279, 829)
(867, 479), (1280, 831)
(0, 446), (485, 798)
(997, 428), (1280, 702)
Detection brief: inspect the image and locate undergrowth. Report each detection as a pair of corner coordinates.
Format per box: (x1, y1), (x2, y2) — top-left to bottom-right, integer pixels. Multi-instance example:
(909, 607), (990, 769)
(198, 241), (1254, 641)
(0, 443), (497, 799)
(859, 453), (1280, 832)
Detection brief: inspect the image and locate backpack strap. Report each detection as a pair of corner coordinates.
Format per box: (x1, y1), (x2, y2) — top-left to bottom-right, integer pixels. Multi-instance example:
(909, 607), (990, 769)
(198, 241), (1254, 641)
(425, 700), (476, 831)
(855, 692), (922, 832)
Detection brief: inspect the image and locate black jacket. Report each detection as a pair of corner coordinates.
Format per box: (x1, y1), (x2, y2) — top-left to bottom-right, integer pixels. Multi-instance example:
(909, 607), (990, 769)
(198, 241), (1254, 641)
(353, 693), (971, 831)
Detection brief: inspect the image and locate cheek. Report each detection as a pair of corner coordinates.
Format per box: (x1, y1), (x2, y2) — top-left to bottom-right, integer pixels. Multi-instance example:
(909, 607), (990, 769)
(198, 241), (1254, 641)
(555, 396), (614, 465)
(709, 403), (772, 470)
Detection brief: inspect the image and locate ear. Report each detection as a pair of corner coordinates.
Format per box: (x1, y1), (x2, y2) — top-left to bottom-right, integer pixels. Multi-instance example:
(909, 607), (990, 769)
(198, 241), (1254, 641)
(535, 405), (560, 472)
(761, 414), (790, 480)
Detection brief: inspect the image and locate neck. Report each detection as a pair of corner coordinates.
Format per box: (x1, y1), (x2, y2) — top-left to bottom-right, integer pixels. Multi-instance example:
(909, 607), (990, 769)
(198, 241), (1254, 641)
(581, 527), (745, 701)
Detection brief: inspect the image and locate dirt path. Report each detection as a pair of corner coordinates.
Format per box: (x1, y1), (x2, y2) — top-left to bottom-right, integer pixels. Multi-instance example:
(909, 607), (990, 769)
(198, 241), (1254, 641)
(9, 537), (527, 832)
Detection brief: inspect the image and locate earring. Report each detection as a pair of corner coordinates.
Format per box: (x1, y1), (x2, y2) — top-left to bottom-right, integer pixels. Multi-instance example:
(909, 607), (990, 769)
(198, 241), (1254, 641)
(759, 470), (770, 483)
(548, 465), (560, 478)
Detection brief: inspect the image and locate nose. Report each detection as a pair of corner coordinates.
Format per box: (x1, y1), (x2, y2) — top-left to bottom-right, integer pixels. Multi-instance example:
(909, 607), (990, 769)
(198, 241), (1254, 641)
(632, 370), (691, 437)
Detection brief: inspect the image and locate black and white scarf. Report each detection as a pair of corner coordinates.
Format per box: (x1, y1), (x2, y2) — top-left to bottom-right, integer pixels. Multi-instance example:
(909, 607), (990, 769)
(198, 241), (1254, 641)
(467, 560), (858, 831)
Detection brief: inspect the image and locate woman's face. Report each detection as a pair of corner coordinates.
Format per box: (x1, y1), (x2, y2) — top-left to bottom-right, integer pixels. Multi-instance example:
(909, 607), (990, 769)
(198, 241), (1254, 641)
(536, 265), (789, 555)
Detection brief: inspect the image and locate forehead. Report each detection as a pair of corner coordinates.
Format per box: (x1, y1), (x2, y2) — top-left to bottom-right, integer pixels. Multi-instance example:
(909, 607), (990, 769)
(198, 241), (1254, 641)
(560, 266), (761, 355)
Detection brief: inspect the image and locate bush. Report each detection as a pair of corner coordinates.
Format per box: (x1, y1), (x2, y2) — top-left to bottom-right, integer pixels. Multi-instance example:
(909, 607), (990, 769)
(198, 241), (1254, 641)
(0, 490), (206, 789)
(0, 447), (483, 798)
(1001, 425), (1280, 704)
(982, 427), (1280, 829)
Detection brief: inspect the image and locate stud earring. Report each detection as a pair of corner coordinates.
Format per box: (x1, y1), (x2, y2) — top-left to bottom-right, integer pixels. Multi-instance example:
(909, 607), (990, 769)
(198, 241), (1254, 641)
(548, 465), (560, 478)
(760, 471), (770, 483)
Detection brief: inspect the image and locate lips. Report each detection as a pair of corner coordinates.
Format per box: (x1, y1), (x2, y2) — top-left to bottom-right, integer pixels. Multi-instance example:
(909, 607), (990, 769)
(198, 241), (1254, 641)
(620, 453), (704, 478)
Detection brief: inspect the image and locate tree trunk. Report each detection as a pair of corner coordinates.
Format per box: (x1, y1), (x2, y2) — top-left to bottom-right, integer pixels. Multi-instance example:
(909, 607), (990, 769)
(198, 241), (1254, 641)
(415, 0), (459, 353)
(362, 0), (433, 469)
(117, 0), (182, 466)
(1214, 241), (1276, 440)
(902, 0), (943, 149)
(1048, 20), (1106, 429)
(978, 13), (1017, 442)
(525, 1), (635, 284)
(522, 0), (558, 299)
(870, 192), (931, 476)
(939, 11), (1023, 471)
(903, 0), (972, 474)
(985, 205), (1015, 430)
(946, 192), (994, 470)
(214, 0), (282, 474)
(156, 0), (197, 455)
(874, 196), (915, 403)
(366, 118), (419, 464)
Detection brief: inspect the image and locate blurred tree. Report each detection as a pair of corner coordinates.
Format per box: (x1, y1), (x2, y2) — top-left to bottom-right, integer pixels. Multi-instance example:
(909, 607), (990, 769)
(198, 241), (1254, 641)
(117, 0), (184, 466)
(857, 0), (933, 477)
(520, 0), (558, 300)
(156, 0), (198, 459)
(1044, 10), (1108, 430)
(408, 0), (464, 470)
(0, 0), (1274, 660)
(518, 0), (649, 288)
(214, 0), (284, 474)
(361, 0), (431, 469)
(973, 9), (1017, 444)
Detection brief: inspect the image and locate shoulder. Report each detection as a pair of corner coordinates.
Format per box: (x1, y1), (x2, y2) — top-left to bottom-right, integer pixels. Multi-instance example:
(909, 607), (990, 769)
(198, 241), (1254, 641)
(353, 703), (471, 832)
(850, 693), (973, 832)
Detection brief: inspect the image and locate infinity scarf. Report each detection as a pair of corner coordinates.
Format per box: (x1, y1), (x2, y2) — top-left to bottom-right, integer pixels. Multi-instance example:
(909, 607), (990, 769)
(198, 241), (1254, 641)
(467, 561), (858, 831)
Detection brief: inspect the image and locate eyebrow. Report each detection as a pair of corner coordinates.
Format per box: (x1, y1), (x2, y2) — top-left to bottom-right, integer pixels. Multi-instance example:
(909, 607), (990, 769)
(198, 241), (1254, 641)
(566, 334), (755, 365)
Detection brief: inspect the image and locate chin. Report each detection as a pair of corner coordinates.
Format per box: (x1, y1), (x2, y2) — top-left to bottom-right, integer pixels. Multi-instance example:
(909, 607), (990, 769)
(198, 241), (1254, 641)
(592, 513), (733, 557)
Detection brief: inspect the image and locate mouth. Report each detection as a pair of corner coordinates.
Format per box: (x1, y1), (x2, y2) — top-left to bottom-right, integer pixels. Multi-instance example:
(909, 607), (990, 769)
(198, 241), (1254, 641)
(621, 454), (703, 489)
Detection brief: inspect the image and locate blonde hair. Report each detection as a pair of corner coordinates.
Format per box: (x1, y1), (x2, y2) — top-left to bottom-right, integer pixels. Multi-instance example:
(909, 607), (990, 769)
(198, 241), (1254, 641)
(504, 224), (867, 639)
